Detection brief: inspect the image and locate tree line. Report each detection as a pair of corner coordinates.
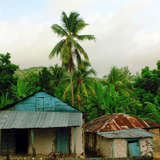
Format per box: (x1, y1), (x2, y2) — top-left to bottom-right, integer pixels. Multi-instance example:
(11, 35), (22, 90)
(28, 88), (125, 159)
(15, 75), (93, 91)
(1, 11), (160, 122)
(1, 52), (160, 122)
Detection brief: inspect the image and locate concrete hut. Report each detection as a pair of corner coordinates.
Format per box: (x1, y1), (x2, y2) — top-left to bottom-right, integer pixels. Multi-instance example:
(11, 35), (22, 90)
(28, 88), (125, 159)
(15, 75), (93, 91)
(84, 113), (159, 158)
(0, 91), (84, 157)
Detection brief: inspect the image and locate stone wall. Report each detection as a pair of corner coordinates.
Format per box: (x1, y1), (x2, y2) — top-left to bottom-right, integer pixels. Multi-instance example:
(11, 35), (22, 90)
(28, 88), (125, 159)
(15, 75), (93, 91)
(140, 138), (153, 157)
(147, 128), (160, 159)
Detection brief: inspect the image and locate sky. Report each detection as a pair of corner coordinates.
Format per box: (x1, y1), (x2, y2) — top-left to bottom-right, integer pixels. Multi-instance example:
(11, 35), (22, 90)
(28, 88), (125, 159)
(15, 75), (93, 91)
(0, 0), (160, 76)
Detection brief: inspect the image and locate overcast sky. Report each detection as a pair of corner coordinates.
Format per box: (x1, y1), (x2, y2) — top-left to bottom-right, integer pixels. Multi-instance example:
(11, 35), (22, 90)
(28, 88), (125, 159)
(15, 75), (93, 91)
(0, 0), (160, 76)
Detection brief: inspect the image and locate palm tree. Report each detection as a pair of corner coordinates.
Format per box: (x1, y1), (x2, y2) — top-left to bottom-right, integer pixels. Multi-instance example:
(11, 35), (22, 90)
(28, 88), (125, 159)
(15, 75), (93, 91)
(49, 11), (95, 106)
(105, 66), (133, 96)
(49, 64), (65, 87)
(63, 61), (96, 109)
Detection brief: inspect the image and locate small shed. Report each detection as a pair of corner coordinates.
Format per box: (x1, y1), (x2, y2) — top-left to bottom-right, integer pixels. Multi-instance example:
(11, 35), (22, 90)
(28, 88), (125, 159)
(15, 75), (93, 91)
(0, 91), (84, 157)
(84, 113), (159, 158)
(86, 128), (155, 158)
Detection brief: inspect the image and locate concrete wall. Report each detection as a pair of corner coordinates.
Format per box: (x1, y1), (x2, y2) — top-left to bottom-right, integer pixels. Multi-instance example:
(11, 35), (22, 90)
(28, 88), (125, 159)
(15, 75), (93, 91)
(96, 135), (113, 158)
(113, 138), (153, 158)
(28, 127), (84, 156)
(85, 134), (126, 158)
(147, 128), (160, 159)
(114, 139), (127, 158)
(70, 126), (84, 156)
(28, 128), (56, 155)
(85, 133), (113, 158)
(85, 133), (154, 158)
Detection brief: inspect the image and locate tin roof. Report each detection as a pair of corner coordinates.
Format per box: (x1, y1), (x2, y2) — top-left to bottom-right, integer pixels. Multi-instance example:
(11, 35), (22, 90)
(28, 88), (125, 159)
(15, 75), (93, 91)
(97, 128), (155, 139)
(7, 91), (80, 113)
(84, 113), (160, 132)
(0, 111), (82, 129)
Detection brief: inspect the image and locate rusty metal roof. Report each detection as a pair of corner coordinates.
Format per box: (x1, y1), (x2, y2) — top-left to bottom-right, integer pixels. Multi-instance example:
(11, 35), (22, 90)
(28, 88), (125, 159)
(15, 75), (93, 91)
(97, 128), (155, 139)
(84, 113), (160, 132)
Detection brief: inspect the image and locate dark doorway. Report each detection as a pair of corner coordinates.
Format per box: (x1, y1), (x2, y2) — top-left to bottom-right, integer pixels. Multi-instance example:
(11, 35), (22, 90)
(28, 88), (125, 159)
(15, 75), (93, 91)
(15, 129), (28, 154)
(1, 129), (16, 154)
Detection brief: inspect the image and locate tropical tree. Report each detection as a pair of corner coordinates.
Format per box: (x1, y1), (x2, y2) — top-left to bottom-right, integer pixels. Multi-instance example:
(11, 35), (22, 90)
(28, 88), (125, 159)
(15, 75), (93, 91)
(49, 11), (95, 106)
(0, 52), (18, 96)
(22, 71), (40, 94)
(38, 67), (52, 92)
(63, 61), (96, 109)
(104, 66), (134, 96)
(49, 64), (65, 87)
(84, 81), (141, 121)
(12, 79), (31, 100)
(0, 92), (14, 108)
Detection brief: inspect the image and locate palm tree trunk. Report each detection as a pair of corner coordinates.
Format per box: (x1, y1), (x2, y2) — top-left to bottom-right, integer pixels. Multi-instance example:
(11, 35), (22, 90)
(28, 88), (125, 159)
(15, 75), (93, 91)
(77, 99), (81, 110)
(70, 71), (74, 106)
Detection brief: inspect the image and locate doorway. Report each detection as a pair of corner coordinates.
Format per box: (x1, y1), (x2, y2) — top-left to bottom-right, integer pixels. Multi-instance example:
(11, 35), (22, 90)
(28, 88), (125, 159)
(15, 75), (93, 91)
(56, 128), (70, 154)
(127, 139), (140, 157)
(15, 129), (28, 154)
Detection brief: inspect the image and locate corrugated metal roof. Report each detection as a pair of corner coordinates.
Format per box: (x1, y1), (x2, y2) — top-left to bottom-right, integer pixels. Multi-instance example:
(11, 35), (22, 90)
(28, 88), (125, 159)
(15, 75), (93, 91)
(0, 111), (82, 129)
(84, 113), (160, 132)
(8, 92), (80, 113)
(97, 128), (155, 139)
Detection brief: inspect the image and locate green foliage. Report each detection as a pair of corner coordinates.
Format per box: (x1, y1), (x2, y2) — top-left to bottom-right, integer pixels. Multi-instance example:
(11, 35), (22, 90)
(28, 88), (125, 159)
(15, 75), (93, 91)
(63, 61), (96, 109)
(49, 64), (65, 87)
(12, 79), (33, 100)
(0, 92), (13, 108)
(141, 102), (160, 121)
(49, 11), (95, 106)
(1, 52), (160, 123)
(2, 57), (160, 123)
(1, 13), (160, 123)
(38, 67), (52, 91)
(133, 63), (160, 121)
(84, 80), (139, 121)
(104, 66), (134, 96)
(49, 11), (95, 71)
(12, 70), (41, 101)
(0, 52), (18, 96)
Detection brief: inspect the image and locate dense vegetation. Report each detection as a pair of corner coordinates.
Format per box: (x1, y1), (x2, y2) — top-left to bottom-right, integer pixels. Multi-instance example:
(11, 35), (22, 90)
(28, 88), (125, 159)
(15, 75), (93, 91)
(1, 12), (160, 122)
(1, 51), (160, 122)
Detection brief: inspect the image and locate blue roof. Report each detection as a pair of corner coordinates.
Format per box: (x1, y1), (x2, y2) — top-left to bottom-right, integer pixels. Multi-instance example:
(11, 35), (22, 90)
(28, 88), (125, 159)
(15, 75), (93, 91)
(97, 128), (155, 139)
(9, 91), (80, 113)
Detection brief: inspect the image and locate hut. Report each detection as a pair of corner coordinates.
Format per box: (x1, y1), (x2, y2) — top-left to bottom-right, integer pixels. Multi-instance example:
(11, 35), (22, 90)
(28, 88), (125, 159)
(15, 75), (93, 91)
(85, 128), (155, 158)
(0, 91), (84, 157)
(84, 113), (159, 158)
